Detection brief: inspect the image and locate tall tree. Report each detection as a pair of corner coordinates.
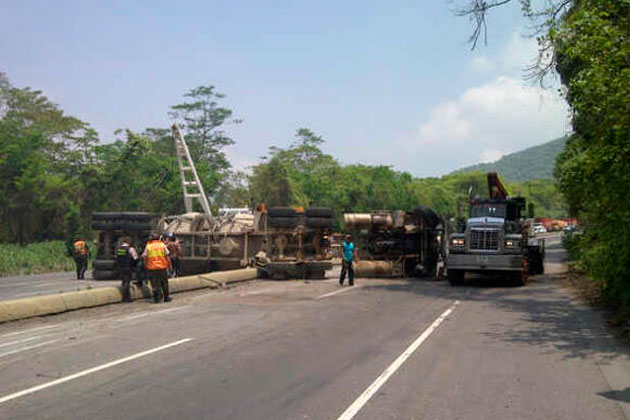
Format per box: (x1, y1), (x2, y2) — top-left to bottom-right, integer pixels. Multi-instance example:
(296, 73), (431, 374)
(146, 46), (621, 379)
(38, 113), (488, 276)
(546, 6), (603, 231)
(0, 75), (98, 243)
(169, 85), (240, 173)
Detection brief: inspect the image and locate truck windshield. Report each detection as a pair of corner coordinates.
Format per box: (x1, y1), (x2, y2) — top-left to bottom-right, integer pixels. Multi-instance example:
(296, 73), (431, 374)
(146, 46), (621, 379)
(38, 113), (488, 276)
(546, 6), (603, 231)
(470, 203), (506, 218)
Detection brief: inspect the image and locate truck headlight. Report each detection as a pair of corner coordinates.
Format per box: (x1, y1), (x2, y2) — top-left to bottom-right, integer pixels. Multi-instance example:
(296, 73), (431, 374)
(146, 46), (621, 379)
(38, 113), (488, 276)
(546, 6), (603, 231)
(505, 240), (519, 247)
(451, 238), (465, 246)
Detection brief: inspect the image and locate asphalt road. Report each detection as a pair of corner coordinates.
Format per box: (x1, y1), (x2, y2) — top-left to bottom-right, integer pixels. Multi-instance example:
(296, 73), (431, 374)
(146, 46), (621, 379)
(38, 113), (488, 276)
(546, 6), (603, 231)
(0, 243), (628, 420)
(0, 270), (118, 301)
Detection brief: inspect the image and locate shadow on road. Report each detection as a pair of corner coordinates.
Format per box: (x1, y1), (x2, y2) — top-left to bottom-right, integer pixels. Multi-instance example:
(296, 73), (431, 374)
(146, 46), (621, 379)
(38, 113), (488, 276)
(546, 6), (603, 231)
(356, 244), (629, 364)
(598, 387), (630, 403)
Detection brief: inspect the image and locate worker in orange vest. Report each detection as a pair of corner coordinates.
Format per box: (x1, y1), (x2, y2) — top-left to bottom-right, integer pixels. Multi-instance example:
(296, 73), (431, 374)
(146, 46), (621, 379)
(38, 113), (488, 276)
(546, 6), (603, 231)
(141, 234), (171, 303)
(72, 237), (91, 280)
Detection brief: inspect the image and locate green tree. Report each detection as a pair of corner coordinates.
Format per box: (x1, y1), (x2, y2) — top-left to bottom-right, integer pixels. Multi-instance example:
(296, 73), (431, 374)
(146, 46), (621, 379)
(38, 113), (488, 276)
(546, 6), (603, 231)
(0, 75), (98, 244)
(169, 86), (240, 174)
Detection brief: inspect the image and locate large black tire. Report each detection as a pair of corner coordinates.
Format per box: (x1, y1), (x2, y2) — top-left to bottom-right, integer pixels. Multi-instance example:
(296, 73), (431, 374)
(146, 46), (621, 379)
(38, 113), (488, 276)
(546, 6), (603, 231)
(448, 269), (465, 286)
(92, 212), (153, 221)
(511, 270), (528, 287)
(93, 269), (116, 280)
(527, 259), (543, 275)
(93, 259), (116, 270)
(268, 207), (297, 218)
(269, 217), (298, 228)
(118, 221), (153, 231)
(305, 217), (335, 228)
(404, 258), (419, 277)
(91, 220), (153, 231)
(305, 207), (333, 218)
(92, 221), (116, 231)
(412, 206), (441, 228)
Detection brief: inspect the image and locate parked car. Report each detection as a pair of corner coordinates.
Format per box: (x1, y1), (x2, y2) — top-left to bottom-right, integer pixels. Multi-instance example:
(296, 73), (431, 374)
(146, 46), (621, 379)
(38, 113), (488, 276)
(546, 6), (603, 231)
(534, 225), (547, 234)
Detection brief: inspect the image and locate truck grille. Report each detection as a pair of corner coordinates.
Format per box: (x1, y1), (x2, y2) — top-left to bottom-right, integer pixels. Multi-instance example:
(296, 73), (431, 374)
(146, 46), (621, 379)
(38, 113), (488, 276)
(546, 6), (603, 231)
(470, 229), (499, 251)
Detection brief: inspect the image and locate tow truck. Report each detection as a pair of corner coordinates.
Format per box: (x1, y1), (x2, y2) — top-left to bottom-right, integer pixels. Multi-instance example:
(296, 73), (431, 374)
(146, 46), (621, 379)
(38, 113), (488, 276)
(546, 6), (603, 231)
(446, 172), (544, 286)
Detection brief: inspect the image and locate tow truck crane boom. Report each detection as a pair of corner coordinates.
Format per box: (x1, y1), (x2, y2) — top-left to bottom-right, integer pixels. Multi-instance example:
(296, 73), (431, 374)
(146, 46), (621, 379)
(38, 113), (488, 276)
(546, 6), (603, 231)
(487, 172), (508, 199)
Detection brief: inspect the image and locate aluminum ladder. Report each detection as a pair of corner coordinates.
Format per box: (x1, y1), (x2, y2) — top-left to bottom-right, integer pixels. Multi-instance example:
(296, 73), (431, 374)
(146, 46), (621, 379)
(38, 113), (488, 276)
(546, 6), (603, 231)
(171, 123), (213, 218)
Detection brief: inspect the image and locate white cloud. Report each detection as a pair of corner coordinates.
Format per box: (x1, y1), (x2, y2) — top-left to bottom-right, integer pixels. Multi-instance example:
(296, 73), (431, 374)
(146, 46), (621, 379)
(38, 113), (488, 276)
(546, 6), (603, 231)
(402, 76), (569, 176)
(468, 56), (496, 74)
(480, 149), (504, 163)
(498, 30), (539, 74)
(467, 30), (540, 78)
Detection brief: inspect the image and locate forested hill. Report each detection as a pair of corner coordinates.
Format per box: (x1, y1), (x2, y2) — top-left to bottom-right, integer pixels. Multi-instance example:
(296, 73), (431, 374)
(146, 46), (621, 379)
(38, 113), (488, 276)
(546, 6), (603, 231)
(454, 137), (567, 182)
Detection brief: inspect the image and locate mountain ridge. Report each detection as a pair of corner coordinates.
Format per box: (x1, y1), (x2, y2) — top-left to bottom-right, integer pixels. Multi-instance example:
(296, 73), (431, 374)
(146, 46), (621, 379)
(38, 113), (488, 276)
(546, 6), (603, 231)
(453, 137), (567, 182)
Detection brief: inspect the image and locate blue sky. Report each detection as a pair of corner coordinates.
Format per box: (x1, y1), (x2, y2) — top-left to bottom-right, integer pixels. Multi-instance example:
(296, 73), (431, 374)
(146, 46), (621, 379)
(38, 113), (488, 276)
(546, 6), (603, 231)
(0, 0), (569, 176)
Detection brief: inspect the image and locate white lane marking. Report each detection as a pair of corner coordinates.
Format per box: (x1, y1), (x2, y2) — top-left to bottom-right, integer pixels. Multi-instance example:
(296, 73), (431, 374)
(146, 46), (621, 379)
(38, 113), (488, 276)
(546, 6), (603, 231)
(0, 339), (61, 359)
(317, 286), (360, 300)
(0, 335), (46, 349)
(0, 325), (60, 339)
(0, 338), (193, 404)
(334, 300), (460, 420)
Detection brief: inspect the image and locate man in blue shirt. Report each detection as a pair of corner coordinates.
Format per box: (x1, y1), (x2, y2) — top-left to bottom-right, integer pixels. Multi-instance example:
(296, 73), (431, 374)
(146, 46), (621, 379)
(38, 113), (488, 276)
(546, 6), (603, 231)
(340, 234), (356, 286)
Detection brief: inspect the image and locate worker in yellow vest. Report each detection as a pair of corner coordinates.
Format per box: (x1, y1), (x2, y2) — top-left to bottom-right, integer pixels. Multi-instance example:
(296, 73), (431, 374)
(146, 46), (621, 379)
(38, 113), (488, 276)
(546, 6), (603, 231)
(72, 237), (91, 280)
(141, 234), (171, 303)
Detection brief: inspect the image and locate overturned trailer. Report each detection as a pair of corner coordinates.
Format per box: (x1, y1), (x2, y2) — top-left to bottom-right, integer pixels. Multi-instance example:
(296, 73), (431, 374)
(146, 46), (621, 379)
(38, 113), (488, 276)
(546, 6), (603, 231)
(156, 207), (333, 279)
(343, 207), (443, 278)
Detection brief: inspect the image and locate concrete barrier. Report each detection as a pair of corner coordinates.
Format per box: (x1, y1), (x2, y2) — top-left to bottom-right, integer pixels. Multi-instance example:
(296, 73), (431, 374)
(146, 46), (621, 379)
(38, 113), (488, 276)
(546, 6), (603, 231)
(0, 268), (258, 324)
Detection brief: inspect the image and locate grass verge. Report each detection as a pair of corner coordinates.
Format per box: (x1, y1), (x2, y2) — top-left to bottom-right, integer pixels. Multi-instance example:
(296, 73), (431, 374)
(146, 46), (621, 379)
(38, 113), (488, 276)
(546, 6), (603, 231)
(0, 241), (76, 277)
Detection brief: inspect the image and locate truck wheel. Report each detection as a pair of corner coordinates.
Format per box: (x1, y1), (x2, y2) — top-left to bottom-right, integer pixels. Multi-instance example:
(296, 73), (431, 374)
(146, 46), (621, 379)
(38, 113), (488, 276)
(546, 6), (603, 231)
(511, 270), (528, 287)
(268, 207), (297, 217)
(305, 217), (335, 228)
(91, 221), (117, 231)
(404, 259), (419, 277)
(92, 212), (153, 221)
(93, 259), (116, 270)
(305, 207), (333, 218)
(268, 217), (298, 228)
(448, 269), (464, 286)
(93, 269), (116, 280)
(118, 221), (153, 231)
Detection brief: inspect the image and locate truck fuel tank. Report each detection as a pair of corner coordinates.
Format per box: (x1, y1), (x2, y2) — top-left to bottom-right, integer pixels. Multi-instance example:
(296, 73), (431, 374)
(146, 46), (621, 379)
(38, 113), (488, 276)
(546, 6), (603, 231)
(343, 213), (394, 230)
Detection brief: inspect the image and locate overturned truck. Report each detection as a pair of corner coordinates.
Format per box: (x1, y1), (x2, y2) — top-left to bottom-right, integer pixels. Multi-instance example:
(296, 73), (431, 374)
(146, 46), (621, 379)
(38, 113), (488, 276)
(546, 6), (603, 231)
(157, 207), (333, 279)
(343, 207), (443, 278)
(92, 207), (334, 280)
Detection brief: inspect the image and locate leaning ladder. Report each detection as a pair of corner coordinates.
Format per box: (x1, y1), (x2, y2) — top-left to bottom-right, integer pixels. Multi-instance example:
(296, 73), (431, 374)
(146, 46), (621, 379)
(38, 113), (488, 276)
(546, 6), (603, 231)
(171, 124), (213, 217)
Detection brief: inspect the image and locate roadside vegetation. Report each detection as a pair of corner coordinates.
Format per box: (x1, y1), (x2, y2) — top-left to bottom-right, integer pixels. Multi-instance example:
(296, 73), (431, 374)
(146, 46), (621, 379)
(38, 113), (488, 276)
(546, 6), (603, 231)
(0, 241), (75, 277)
(458, 0), (630, 333)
